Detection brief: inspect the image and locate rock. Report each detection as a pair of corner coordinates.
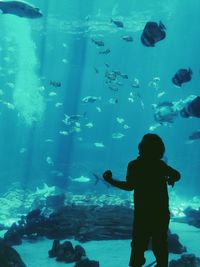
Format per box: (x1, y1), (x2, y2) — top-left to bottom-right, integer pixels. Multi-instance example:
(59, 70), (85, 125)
(168, 231), (187, 254)
(0, 238), (27, 267)
(48, 239), (60, 258)
(174, 207), (200, 228)
(74, 258), (100, 267)
(169, 254), (200, 267)
(148, 230), (186, 254)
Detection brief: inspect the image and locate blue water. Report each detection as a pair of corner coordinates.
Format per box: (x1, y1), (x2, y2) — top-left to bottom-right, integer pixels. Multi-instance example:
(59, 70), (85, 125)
(0, 0), (200, 264)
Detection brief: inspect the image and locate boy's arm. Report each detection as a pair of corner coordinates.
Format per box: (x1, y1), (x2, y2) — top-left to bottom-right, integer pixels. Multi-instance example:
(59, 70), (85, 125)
(102, 169), (134, 191)
(164, 164), (181, 187)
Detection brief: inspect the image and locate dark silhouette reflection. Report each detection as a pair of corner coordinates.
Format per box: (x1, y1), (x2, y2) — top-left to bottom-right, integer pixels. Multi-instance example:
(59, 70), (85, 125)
(103, 133), (181, 267)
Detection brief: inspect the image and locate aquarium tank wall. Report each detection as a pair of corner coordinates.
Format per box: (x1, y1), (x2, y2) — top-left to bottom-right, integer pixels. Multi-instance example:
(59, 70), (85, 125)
(0, 0), (200, 266)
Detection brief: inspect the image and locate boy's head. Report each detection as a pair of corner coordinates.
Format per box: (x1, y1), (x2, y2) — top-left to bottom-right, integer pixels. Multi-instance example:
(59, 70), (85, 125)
(138, 133), (165, 159)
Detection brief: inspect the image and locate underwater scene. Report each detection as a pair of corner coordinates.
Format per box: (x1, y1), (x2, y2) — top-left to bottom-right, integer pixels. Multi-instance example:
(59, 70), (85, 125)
(0, 0), (200, 266)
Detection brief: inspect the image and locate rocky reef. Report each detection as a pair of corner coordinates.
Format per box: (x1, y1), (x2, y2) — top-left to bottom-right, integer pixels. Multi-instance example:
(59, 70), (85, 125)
(4, 205), (186, 254)
(174, 207), (200, 228)
(169, 254), (200, 267)
(0, 238), (26, 267)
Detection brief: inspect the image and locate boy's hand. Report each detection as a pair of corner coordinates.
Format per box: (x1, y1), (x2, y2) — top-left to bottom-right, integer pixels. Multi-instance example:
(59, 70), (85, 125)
(167, 178), (175, 187)
(103, 170), (113, 182)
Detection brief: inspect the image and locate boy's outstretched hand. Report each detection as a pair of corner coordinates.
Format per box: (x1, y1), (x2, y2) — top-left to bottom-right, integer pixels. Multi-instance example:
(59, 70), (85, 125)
(103, 170), (113, 182)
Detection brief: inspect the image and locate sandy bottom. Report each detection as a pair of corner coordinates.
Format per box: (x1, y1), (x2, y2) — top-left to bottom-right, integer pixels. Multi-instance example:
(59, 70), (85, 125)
(12, 222), (200, 267)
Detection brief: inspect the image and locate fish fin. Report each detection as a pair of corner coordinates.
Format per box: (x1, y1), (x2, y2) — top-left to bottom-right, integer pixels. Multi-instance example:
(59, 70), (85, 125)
(188, 68), (193, 75)
(0, 9), (4, 14)
(159, 20), (166, 30)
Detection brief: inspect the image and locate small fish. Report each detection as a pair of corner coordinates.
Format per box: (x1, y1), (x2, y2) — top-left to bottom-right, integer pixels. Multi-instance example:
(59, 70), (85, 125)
(91, 38), (104, 47)
(59, 131), (69, 136)
(19, 147), (27, 153)
(141, 21), (166, 47)
(105, 71), (117, 81)
(55, 102), (63, 107)
(131, 78), (140, 88)
(94, 142), (105, 148)
(48, 92), (57, 96)
(46, 156), (54, 165)
(81, 96), (101, 103)
(116, 117), (125, 124)
(63, 113), (86, 124)
(94, 67), (99, 74)
(172, 68), (192, 87)
(189, 130), (200, 141)
(62, 58), (68, 64)
(45, 139), (54, 142)
(157, 92), (165, 98)
(85, 122), (94, 128)
(120, 73), (128, 79)
(70, 175), (91, 183)
(96, 106), (102, 112)
(123, 124), (130, 129)
(109, 98), (118, 104)
(112, 132), (125, 139)
(111, 19), (124, 28)
(0, 1), (43, 18)
(99, 48), (111, 55)
(3, 101), (15, 110)
(149, 123), (161, 131)
(108, 85), (119, 91)
(50, 80), (61, 87)
(62, 43), (68, 48)
(122, 35), (133, 42)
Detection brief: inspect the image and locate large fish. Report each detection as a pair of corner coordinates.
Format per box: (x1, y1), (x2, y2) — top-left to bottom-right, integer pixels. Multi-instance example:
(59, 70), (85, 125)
(172, 68), (192, 87)
(0, 1), (42, 18)
(141, 21), (166, 47)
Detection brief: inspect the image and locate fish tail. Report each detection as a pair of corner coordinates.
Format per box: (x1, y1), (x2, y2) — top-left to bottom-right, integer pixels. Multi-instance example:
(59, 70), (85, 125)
(93, 173), (100, 185)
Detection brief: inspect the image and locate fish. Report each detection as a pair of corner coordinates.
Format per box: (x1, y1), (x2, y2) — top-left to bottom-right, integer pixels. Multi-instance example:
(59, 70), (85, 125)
(172, 68), (192, 87)
(81, 96), (101, 103)
(116, 117), (125, 124)
(94, 142), (105, 148)
(111, 19), (124, 28)
(85, 122), (94, 128)
(0, 1), (43, 18)
(152, 101), (178, 124)
(63, 113), (86, 125)
(109, 98), (118, 104)
(105, 71), (117, 81)
(99, 48), (111, 55)
(122, 35), (133, 42)
(189, 130), (200, 140)
(141, 21), (166, 47)
(59, 131), (69, 136)
(46, 156), (54, 165)
(48, 92), (57, 96)
(131, 78), (140, 88)
(120, 73), (128, 79)
(50, 80), (61, 87)
(55, 102), (63, 107)
(91, 38), (104, 47)
(112, 132), (125, 139)
(70, 175), (91, 183)
(96, 106), (102, 112)
(94, 67), (99, 74)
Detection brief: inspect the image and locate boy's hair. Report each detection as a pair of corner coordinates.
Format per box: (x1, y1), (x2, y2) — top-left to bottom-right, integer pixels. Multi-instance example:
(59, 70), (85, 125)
(138, 133), (165, 159)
